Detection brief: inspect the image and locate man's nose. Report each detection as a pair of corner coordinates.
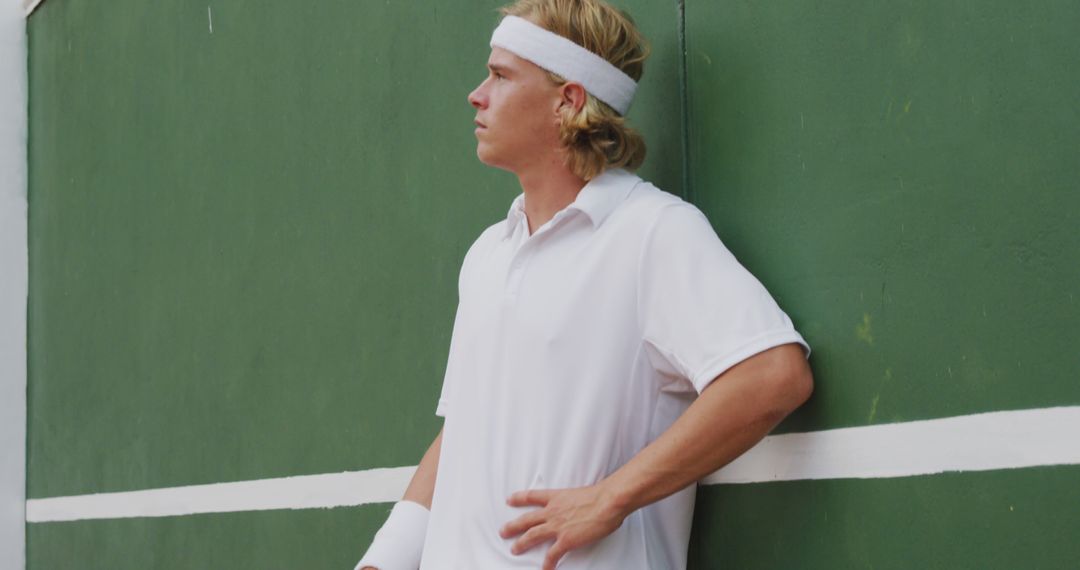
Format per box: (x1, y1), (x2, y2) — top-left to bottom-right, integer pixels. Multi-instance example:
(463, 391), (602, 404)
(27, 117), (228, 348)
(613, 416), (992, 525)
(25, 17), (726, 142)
(468, 83), (486, 109)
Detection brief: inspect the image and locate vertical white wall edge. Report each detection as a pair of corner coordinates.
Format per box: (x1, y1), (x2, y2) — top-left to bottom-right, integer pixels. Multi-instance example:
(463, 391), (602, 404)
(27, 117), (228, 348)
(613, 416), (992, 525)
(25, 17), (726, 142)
(1, 0), (28, 569)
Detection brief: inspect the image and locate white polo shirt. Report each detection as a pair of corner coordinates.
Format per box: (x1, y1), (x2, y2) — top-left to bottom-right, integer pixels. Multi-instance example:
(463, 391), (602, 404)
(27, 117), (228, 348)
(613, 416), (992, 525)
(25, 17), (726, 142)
(420, 168), (808, 569)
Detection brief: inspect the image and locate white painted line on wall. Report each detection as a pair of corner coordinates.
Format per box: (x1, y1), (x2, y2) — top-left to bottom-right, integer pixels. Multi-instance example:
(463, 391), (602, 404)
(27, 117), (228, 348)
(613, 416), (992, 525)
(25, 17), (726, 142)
(702, 405), (1080, 484)
(26, 406), (1080, 523)
(27, 467), (415, 523)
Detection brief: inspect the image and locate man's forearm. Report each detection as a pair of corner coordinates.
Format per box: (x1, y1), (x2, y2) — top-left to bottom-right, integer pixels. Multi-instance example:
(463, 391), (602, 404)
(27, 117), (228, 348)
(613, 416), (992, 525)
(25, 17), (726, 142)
(358, 427), (442, 570)
(600, 343), (813, 518)
(403, 426), (443, 509)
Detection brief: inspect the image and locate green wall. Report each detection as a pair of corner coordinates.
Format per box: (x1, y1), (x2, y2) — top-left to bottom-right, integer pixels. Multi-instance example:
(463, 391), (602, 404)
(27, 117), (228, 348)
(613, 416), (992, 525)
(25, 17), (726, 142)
(26, 0), (1079, 568)
(678, 1), (1080, 566)
(26, 0), (681, 499)
(685, 0), (1080, 433)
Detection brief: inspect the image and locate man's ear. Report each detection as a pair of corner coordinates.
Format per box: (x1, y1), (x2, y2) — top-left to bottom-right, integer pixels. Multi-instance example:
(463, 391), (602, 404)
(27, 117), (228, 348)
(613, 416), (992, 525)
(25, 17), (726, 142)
(557, 82), (587, 116)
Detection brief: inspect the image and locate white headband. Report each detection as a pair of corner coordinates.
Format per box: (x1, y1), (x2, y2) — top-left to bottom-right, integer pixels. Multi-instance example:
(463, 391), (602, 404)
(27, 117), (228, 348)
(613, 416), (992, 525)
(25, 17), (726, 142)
(489, 15), (638, 115)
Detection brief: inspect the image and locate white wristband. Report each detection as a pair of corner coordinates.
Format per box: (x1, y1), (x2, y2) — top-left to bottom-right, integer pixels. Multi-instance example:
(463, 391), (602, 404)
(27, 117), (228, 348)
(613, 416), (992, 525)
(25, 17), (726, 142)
(354, 500), (431, 570)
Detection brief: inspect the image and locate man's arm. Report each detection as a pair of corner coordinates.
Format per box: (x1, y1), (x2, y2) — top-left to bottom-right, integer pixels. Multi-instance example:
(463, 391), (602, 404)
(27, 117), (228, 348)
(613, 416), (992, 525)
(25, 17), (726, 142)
(359, 426), (443, 570)
(500, 343), (813, 570)
(402, 426), (443, 509)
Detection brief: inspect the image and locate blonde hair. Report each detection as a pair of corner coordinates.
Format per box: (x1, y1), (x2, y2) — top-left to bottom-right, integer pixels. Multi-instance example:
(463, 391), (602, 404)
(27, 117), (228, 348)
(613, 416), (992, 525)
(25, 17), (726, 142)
(498, 0), (650, 180)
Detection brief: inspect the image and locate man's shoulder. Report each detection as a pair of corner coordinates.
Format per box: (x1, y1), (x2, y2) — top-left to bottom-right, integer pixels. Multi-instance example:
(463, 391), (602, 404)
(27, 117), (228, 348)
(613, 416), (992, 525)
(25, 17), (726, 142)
(624, 179), (685, 209)
(615, 178), (702, 230)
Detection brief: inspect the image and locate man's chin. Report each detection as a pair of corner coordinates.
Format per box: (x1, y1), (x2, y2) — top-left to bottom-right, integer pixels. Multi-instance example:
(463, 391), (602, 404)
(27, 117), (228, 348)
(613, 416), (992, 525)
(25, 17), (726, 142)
(475, 147), (518, 174)
(475, 147), (499, 168)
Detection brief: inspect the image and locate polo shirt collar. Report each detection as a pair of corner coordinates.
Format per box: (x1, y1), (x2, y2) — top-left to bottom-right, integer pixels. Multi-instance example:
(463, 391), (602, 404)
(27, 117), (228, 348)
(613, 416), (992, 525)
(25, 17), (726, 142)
(504, 168), (641, 239)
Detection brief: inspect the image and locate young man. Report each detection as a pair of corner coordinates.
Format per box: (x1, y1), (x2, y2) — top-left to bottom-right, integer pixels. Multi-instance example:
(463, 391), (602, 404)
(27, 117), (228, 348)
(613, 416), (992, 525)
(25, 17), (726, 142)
(357, 1), (813, 568)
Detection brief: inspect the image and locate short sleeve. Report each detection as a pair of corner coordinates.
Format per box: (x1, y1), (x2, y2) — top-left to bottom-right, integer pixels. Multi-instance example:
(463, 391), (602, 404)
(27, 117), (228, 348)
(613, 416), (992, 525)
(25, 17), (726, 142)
(435, 281), (466, 418)
(434, 228), (489, 418)
(434, 304), (463, 417)
(637, 203), (810, 394)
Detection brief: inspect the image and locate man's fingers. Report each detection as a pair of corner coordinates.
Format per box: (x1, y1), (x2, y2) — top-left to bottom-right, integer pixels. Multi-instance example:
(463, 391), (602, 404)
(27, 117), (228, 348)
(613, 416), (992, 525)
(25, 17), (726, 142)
(542, 538), (571, 570)
(510, 523), (555, 555)
(507, 488), (552, 507)
(499, 508), (546, 539)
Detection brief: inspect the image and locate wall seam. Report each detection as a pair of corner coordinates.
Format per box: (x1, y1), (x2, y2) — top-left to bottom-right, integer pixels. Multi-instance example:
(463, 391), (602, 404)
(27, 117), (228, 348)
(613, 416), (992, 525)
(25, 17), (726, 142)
(675, 0), (692, 203)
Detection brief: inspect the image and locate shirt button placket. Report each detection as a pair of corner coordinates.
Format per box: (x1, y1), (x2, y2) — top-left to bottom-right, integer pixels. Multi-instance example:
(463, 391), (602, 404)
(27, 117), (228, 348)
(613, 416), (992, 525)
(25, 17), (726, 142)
(506, 212), (564, 301)
(506, 250), (528, 301)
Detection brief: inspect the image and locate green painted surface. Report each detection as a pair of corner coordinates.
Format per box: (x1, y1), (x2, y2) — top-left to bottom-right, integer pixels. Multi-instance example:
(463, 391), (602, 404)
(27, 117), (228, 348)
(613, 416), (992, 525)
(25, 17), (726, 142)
(25, 0), (1080, 567)
(27, 504), (384, 569)
(685, 0), (1080, 432)
(26, 0), (682, 500)
(26, 466), (1080, 568)
(688, 465), (1080, 569)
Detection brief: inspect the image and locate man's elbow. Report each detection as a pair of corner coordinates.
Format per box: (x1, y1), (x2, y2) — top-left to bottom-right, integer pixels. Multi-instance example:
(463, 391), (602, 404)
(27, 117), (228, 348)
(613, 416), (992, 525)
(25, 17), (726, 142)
(766, 344), (814, 420)
(787, 357), (814, 411)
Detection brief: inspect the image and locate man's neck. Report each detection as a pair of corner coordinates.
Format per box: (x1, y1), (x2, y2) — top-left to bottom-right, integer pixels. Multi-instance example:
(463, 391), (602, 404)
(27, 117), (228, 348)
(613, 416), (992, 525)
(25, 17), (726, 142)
(515, 162), (587, 236)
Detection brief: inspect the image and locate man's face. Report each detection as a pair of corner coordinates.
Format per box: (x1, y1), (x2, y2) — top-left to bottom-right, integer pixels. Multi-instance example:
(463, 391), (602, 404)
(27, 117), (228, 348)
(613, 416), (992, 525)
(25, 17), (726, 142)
(468, 47), (562, 173)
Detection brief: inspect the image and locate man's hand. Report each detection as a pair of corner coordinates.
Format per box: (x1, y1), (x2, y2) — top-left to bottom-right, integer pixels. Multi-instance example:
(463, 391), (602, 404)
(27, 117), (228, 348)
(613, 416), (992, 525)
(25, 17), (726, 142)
(499, 483), (627, 570)
(499, 344), (811, 569)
